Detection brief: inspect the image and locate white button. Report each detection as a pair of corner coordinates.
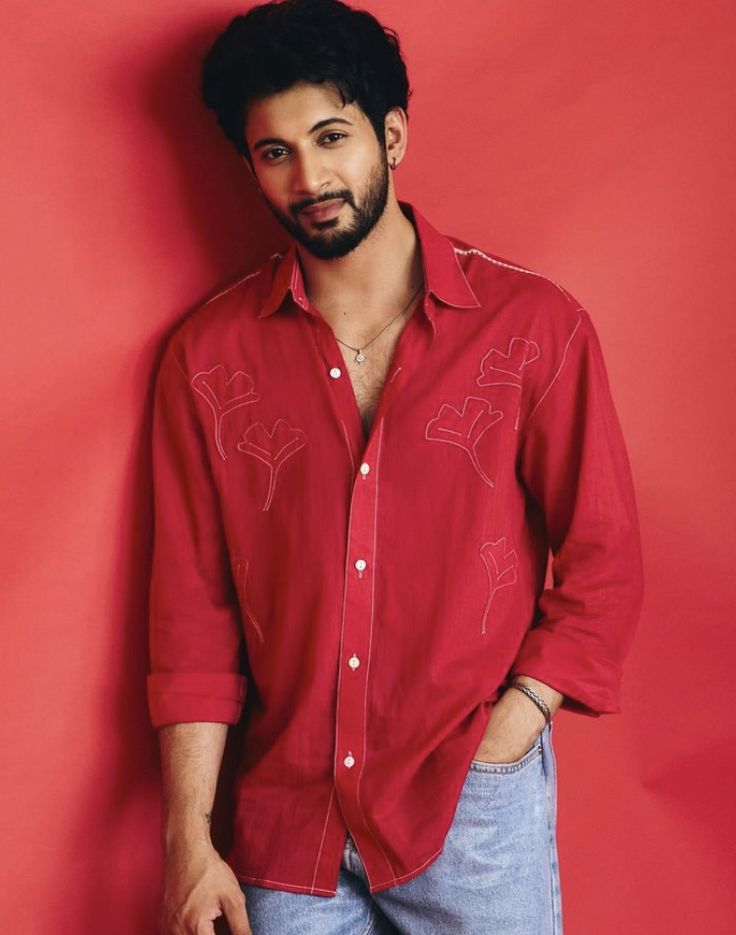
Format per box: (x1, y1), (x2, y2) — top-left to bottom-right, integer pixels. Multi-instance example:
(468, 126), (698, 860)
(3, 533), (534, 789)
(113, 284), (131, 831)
(354, 558), (367, 572)
(329, 367), (342, 378)
(344, 753), (355, 768)
(359, 462), (370, 476)
(348, 654), (360, 670)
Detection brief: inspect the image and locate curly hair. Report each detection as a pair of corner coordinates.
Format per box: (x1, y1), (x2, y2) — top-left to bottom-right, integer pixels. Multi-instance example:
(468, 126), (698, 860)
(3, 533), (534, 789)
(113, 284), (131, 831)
(201, 0), (411, 163)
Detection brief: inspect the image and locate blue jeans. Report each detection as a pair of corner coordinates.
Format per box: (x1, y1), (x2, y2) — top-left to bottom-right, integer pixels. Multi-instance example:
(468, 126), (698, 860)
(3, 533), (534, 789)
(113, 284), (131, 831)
(241, 721), (562, 934)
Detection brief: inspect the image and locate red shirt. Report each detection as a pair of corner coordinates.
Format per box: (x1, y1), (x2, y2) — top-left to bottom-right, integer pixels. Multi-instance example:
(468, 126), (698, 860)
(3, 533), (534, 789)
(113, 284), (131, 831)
(147, 202), (644, 896)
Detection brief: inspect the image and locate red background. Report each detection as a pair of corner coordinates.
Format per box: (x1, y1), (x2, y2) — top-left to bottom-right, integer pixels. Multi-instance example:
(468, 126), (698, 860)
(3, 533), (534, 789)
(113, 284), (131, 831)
(2, 1), (734, 932)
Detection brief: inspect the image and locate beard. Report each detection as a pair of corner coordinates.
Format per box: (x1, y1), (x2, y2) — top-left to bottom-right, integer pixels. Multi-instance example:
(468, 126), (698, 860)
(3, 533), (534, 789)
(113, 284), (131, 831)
(260, 150), (390, 260)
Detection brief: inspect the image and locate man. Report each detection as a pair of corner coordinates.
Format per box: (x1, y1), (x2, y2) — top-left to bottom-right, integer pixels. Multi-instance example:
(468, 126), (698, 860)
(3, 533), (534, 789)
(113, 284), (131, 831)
(147, 1), (645, 933)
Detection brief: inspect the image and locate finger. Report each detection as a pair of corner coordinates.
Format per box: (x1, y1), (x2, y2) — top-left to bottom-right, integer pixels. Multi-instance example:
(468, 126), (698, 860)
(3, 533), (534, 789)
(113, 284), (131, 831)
(193, 921), (216, 935)
(222, 894), (253, 935)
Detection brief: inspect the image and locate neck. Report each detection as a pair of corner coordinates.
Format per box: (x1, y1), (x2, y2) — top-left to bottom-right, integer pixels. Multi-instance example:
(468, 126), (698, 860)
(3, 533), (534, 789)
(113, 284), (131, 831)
(295, 198), (423, 324)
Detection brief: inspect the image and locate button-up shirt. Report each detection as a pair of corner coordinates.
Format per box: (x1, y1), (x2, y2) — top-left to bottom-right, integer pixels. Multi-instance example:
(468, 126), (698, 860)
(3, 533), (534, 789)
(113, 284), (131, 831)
(146, 201), (644, 896)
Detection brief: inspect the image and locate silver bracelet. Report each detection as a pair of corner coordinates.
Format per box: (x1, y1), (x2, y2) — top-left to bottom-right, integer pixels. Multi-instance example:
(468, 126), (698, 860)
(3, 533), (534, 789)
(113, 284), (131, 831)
(509, 680), (551, 725)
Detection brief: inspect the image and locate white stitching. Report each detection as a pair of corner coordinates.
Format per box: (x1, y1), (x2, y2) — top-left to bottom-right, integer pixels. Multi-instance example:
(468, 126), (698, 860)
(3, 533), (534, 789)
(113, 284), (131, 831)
(425, 396), (504, 488)
(332, 450), (356, 868)
(479, 537), (518, 635)
(310, 786), (336, 892)
(339, 418), (356, 474)
(201, 267), (264, 309)
(373, 844), (445, 889)
(355, 419), (395, 884)
(235, 418), (307, 510)
(190, 364), (260, 460)
(526, 314), (582, 423)
(237, 873), (335, 895)
(454, 247), (586, 432)
(476, 337), (540, 387)
(453, 246), (572, 299)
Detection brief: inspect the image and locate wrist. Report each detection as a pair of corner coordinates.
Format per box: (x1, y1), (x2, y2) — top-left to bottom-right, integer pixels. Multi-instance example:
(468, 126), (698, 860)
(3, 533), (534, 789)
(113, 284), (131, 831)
(162, 813), (214, 856)
(507, 674), (563, 719)
(163, 834), (216, 863)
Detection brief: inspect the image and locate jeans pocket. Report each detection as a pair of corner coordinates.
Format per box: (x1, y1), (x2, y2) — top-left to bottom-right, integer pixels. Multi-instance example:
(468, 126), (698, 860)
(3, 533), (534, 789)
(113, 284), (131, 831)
(469, 731), (544, 774)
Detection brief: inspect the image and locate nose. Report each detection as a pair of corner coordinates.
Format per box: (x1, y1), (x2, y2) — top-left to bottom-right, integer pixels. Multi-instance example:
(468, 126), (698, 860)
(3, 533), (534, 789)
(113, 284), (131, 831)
(291, 148), (331, 199)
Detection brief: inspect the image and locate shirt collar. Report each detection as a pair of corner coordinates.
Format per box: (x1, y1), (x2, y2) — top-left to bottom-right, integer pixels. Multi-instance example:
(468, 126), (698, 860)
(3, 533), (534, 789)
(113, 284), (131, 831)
(257, 200), (480, 320)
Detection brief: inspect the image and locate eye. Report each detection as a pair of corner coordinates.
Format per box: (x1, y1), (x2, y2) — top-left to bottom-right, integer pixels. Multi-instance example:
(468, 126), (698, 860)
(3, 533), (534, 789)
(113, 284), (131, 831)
(321, 132), (347, 144)
(262, 146), (289, 162)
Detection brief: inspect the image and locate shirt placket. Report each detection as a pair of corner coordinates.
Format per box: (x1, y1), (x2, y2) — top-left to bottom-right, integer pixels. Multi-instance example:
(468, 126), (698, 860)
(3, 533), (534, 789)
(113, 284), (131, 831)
(301, 300), (435, 885)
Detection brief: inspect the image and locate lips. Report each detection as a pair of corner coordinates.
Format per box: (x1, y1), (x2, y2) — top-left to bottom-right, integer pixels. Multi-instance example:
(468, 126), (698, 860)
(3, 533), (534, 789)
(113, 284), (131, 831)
(300, 199), (345, 222)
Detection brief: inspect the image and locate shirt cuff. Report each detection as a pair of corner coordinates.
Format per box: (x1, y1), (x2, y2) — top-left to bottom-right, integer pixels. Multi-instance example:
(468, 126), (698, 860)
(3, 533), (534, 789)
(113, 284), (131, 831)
(510, 631), (624, 717)
(147, 671), (247, 728)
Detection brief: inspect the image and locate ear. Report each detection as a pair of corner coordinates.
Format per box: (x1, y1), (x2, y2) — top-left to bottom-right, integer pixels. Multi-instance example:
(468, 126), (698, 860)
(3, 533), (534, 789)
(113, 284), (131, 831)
(384, 107), (408, 171)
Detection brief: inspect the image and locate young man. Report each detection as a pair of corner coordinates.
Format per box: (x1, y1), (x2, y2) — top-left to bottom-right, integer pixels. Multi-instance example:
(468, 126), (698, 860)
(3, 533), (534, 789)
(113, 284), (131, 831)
(147, 1), (645, 933)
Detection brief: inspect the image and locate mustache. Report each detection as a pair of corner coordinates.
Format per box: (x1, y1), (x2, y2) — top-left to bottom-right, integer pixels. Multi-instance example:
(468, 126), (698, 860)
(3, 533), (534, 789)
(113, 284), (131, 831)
(291, 191), (355, 215)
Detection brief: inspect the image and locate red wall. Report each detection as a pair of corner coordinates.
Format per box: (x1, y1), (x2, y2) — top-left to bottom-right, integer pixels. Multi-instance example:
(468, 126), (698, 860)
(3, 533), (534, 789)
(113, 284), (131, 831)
(2, 1), (734, 932)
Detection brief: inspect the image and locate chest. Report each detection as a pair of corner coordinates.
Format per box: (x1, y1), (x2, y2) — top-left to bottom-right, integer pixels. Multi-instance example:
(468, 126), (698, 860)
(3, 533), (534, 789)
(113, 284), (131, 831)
(337, 330), (403, 438)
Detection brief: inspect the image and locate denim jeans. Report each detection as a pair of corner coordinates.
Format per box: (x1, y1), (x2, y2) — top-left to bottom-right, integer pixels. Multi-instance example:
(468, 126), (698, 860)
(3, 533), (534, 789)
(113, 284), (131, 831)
(240, 720), (562, 934)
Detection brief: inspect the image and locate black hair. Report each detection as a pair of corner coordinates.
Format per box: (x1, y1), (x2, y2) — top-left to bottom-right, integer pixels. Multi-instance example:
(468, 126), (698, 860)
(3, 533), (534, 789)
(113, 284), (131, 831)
(201, 0), (411, 163)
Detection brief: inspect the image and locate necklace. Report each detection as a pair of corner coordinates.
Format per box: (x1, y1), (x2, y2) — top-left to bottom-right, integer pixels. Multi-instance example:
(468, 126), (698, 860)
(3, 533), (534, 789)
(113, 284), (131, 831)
(334, 283), (423, 365)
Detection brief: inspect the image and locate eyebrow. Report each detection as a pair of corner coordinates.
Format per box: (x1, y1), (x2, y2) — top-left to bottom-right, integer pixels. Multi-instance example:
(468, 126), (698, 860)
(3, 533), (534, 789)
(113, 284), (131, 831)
(252, 117), (354, 151)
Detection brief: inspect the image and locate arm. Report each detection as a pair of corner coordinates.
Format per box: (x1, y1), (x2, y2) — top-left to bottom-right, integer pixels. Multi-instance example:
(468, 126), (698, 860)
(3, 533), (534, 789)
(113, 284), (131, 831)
(147, 338), (251, 934)
(157, 723), (251, 935)
(159, 722), (227, 855)
(476, 303), (644, 762)
(511, 304), (645, 716)
(147, 339), (247, 730)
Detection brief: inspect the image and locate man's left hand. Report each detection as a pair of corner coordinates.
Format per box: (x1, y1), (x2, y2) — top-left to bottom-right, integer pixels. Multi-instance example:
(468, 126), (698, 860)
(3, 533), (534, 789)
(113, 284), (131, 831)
(473, 676), (563, 764)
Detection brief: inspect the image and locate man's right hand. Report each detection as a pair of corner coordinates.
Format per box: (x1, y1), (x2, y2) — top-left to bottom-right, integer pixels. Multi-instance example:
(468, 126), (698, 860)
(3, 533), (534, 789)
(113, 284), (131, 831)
(158, 840), (252, 935)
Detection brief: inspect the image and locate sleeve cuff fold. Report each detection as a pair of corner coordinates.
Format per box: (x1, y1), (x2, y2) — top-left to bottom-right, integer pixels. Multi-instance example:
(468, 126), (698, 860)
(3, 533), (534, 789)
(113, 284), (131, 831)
(511, 632), (624, 717)
(147, 671), (247, 728)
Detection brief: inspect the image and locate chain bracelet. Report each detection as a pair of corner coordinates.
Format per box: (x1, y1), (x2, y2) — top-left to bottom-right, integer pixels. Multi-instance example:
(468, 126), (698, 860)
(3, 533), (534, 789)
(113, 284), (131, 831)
(509, 680), (552, 725)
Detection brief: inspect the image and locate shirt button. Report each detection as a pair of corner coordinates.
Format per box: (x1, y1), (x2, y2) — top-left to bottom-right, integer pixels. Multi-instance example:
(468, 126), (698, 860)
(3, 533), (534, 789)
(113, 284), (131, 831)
(354, 558), (367, 572)
(348, 654), (360, 670)
(359, 462), (370, 477)
(329, 367), (342, 378)
(344, 753), (355, 768)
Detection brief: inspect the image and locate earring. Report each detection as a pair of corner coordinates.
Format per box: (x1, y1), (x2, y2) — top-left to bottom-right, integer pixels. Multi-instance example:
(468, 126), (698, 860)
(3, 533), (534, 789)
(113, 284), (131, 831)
(390, 157), (397, 170)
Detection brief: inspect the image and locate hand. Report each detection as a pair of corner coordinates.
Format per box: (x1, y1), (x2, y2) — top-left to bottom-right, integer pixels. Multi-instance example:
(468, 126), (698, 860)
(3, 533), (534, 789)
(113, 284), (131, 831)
(473, 684), (548, 764)
(158, 839), (252, 935)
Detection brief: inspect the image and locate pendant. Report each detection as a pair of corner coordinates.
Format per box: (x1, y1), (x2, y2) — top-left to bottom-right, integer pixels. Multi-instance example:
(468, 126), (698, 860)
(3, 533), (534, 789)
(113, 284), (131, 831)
(355, 350), (366, 365)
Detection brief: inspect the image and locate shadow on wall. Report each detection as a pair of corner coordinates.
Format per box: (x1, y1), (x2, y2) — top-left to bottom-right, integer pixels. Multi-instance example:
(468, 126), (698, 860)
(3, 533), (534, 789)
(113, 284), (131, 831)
(51, 14), (287, 935)
(140, 13), (288, 291)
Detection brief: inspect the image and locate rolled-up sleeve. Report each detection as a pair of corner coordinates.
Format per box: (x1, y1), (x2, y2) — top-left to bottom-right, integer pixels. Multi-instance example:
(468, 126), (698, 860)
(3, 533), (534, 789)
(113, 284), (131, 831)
(146, 337), (247, 728)
(511, 307), (644, 716)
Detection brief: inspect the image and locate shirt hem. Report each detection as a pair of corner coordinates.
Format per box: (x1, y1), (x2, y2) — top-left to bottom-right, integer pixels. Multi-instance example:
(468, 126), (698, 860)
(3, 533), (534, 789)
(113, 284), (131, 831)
(233, 843), (446, 897)
(366, 844), (445, 894)
(234, 871), (337, 897)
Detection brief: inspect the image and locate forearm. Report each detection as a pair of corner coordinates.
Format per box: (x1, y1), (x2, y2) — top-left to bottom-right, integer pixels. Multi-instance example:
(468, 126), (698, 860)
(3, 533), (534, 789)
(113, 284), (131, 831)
(158, 721), (228, 855)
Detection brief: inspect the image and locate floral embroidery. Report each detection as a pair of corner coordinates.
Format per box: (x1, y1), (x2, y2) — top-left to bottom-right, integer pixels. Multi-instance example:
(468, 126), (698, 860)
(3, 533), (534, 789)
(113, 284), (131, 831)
(479, 538), (518, 634)
(424, 396), (503, 487)
(476, 337), (540, 388)
(191, 365), (260, 461)
(236, 419), (307, 511)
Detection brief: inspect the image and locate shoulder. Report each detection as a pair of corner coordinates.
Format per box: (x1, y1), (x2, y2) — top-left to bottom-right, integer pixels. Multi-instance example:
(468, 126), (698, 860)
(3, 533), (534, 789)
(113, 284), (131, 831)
(447, 232), (587, 336)
(165, 252), (283, 361)
(445, 232), (603, 402)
